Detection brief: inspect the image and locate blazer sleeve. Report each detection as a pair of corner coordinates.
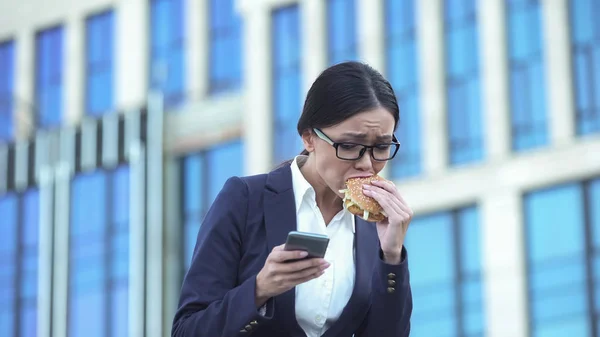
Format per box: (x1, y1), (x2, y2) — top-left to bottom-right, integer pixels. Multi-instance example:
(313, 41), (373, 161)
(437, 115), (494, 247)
(171, 177), (274, 337)
(356, 247), (413, 337)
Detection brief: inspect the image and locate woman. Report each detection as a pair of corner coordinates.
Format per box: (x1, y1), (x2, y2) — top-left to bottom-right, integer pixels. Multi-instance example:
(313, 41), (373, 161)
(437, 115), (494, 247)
(172, 61), (413, 337)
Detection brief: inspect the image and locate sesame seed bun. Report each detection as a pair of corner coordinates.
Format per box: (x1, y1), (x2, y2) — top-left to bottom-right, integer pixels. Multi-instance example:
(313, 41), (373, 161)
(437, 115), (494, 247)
(340, 175), (388, 222)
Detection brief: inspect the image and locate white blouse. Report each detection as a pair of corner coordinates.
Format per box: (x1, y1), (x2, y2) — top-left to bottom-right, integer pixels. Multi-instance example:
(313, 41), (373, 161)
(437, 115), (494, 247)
(290, 156), (356, 337)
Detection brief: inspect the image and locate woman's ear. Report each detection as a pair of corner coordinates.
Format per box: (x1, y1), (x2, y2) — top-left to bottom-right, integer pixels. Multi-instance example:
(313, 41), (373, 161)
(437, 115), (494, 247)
(301, 129), (316, 153)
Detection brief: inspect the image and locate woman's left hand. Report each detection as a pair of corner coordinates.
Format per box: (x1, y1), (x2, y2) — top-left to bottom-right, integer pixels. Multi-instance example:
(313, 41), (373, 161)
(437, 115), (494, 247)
(362, 180), (413, 265)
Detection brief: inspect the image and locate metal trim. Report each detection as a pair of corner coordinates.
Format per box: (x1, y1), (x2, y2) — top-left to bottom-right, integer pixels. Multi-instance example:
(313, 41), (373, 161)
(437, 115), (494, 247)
(102, 112), (119, 168)
(129, 139), (146, 337)
(0, 143), (7, 193)
(80, 118), (98, 172)
(14, 140), (29, 191)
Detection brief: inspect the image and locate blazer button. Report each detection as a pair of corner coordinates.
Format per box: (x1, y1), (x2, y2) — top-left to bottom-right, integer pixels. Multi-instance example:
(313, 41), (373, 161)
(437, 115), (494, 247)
(239, 329), (247, 333)
(250, 320), (258, 325)
(388, 280), (396, 286)
(387, 273), (396, 279)
(245, 325), (252, 330)
(387, 287), (396, 293)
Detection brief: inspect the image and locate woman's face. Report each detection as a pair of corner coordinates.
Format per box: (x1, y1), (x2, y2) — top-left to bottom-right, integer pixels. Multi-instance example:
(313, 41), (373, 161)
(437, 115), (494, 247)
(303, 107), (396, 198)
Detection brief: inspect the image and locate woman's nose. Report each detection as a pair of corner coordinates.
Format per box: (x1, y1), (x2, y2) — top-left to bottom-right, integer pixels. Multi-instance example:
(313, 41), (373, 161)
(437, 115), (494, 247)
(353, 150), (375, 171)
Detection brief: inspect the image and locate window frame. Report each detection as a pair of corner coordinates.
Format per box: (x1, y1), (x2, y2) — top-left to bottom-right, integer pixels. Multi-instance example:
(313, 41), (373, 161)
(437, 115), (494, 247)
(523, 177), (600, 336)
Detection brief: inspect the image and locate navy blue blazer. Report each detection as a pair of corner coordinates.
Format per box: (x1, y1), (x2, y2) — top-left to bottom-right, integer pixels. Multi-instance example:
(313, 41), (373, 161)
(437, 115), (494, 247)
(172, 164), (412, 337)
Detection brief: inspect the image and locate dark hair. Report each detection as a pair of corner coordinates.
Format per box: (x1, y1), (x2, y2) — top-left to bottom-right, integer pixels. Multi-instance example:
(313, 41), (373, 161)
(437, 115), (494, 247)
(297, 61), (399, 155)
(275, 61), (400, 168)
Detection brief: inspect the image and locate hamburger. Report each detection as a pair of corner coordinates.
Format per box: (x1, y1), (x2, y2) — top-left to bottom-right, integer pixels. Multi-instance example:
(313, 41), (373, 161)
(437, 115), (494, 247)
(339, 175), (388, 222)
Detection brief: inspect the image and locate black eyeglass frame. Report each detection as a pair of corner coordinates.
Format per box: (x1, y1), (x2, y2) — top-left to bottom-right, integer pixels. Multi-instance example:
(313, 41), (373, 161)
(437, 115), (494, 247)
(313, 128), (401, 161)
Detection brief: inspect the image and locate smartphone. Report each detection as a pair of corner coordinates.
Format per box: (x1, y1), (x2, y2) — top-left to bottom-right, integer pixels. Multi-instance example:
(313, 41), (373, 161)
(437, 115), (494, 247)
(284, 231), (330, 262)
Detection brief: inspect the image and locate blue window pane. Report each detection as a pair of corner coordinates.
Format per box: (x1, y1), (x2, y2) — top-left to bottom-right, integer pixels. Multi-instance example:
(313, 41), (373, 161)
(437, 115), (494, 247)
(181, 140), (244, 270)
(525, 183), (591, 335)
(20, 189), (39, 337)
(444, 0), (484, 165)
(69, 171), (107, 337)
(457, 206), (485, 335)
(182, 154), (205, 265)
(590, 179), (600, 248)
(570, 0), (600, 135)
(36, 26), (63, 128)
(69, 167), (130, 337)
(0, 40), (15, 142)
(209, 0), (242, 94)
(0, 194), (17, 336)
(405, 213), (457, 337)
(327, 0), (357, 65)
(206, 139), (244, 203)
(385, 0), (421, 179)
(110, 166), (129, 337)
(150, 0), (186, 107)
(86, 10), (114, 117)
(272, 5), (303, 164)
(405, 205), (484, 337)
(507, 0), (549, 151)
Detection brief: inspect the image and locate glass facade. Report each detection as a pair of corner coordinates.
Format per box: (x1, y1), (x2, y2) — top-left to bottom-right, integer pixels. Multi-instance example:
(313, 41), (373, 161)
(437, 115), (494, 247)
(181, 139), (244, 269)
(405, 206), (485, 337)
(271, 5), (303, 164)
(570, 0), (600, 136)
(0, 40), (14, 142)
(0, 189), (40, 337)
(385, 0), (422, 179)
(507, 0), (548, 151)
(525, 178), (600, 337)
(85, 10), (115, 117)
(68, 167), (130, 337)
(326, 0), (358, 65)
(36, 26), (63, 128)
(150, 0), (186, 107)
(208, 0), (242, 94)
(444, 0), (484, 165)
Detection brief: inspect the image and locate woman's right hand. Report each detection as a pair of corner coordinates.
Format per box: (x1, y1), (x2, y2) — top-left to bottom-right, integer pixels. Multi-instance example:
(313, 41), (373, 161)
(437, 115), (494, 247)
(255, 244), (330, 307)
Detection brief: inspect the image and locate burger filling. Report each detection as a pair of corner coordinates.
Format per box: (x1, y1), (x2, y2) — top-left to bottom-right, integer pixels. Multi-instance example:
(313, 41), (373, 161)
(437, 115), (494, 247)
(339, 187), (387, 221)
(339, 188), (370, 220)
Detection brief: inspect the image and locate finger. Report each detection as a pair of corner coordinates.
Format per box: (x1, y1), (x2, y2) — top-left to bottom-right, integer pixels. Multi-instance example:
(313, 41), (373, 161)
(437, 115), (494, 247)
(363, 186), (404, 216)
(365, 183), (412, 215)
(288, 264), (327, 281)
(278, 258), (328, 273)
(272, 244), (285, 251)
(371, 180), (409, 206)
(288, 267), (327, 284)
(270, 249), (308, 263)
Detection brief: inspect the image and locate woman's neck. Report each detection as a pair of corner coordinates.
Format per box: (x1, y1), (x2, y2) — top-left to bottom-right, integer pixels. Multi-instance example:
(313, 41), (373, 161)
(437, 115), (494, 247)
(298, 156), (343, 222)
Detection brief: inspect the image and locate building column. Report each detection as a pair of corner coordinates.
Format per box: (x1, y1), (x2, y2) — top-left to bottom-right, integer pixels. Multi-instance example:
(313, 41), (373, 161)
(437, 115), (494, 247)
(14, 30), (34, 140)
(187, 0), (208, 100)
(51, 160), (72, 337)
(543, 0), (575, 145)
(357, 0), (384, 72)
(240, 3), (273, 175)
(357, 0), (392, 178)
(116, 0), (149, 110)
(482, 190), (528, 337)
(480, 0), (511, 161)
(301, 0), (326, 96)
(65, 15), (84, 125)
(417, 0), (448, 175)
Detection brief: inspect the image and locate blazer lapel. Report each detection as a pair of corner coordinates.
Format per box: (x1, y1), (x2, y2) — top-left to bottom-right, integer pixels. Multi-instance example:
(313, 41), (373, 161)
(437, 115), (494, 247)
(322, 216), (375, 337)
(263, 164), (306, 336)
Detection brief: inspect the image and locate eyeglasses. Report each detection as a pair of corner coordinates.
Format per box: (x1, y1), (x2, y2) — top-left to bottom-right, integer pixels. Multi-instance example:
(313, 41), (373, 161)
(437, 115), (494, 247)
(313, 128), (400, 161)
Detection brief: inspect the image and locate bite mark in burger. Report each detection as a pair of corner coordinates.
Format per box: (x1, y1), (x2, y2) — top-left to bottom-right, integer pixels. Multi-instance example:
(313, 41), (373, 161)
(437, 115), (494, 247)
(339, 175), (388, 222)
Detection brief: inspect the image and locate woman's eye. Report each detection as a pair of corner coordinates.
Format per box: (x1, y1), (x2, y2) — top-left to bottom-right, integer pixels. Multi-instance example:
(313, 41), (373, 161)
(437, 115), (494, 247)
(339, 143), (358, 150)
(375, 144), (391, 150)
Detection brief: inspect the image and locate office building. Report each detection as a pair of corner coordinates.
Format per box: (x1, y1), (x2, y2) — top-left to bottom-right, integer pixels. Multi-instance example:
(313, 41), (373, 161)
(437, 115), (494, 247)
(0, 0), (599, 336)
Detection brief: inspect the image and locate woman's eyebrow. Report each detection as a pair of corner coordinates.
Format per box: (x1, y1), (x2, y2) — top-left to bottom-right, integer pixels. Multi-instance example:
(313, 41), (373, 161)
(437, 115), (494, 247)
(338, 132), (393, 141)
